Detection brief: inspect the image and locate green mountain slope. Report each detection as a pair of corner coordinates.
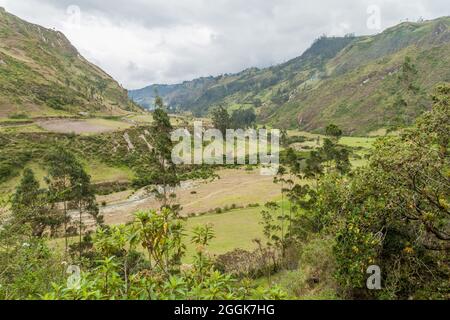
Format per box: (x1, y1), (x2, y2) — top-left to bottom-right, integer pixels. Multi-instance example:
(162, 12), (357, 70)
(129, 35), (356, 113)
(0, 7), (141, 118)
(130, 17), (450, 134)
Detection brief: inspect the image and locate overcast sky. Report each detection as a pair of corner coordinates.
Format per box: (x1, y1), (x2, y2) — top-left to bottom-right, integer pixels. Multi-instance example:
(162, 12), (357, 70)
(0, 0), (448, 89)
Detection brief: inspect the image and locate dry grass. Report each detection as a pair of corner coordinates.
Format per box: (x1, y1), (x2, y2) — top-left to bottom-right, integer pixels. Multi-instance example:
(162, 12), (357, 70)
(101, 168), (282, 225)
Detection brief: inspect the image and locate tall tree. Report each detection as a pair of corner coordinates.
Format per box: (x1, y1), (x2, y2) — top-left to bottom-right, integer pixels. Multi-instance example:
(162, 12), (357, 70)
(11, 169), (62, 237)
(71, 165), (101, 260)
(321, 124), (350, 175)
(325, 124), (343, 142)
(230, 108), (256, 129)
(46, 146), (77, 257)
(146, 96), (181, 211)
(46, 146), (99, 258)
(331, 84), (450, 298)
(211, 106), (231, 135)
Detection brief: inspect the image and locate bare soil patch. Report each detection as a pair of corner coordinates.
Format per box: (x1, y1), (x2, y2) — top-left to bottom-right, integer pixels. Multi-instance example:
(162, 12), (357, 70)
(37, 119), (131, 134)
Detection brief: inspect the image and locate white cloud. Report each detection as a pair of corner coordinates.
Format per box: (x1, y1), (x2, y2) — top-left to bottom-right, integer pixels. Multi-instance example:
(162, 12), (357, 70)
(0, 0), (448, 89)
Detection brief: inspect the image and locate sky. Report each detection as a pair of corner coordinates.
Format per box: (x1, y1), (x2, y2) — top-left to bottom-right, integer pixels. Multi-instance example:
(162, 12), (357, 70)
(0, 0), (448, 89)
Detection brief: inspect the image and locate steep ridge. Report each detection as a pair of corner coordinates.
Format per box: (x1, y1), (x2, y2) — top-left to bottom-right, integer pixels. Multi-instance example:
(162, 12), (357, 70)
(0, 7), (141, 118)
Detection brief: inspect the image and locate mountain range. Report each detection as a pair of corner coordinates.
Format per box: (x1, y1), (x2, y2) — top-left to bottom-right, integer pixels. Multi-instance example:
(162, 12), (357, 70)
(129, 16), (450, 134)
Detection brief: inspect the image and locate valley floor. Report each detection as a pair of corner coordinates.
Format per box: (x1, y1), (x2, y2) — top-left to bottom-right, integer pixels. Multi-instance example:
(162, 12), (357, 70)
(97, 168), (282, 225)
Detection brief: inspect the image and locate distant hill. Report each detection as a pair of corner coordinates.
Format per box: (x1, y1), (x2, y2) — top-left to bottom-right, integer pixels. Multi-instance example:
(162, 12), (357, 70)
(130, 17), (450, 134)
(0, 7), (141, 118)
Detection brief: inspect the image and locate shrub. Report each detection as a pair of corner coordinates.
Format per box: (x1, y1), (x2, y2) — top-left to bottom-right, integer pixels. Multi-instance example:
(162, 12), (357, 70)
(215, 248), (280, 279)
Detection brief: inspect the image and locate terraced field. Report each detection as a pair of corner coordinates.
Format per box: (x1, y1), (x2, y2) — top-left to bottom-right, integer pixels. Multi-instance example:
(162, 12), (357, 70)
(36, 118), (133, 134)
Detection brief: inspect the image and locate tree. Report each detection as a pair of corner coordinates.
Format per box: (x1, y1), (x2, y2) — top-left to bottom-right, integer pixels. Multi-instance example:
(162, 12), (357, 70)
(211, 106), (231, 135)
(0, 225), (65, 299)
(11, 169), (60, 237)
(46, 147), (76, 257)
(332, 84), (450, 298)
(155, 96), (165, 110)
(259, 201), (282, 282)
(325, 124), (343, 142)
(280, 129), (289, 147)
(191, 224), (215, 281)
(70, 165), (101, 260)
(146, 101), (181, 210)
(46, 146), (99, 258)
(230, 108), (256, 129)
(320, 138), (351, 175)
(132, 209), (184, 274)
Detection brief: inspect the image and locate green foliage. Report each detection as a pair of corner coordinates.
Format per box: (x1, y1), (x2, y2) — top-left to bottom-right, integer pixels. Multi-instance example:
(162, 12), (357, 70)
(11, 169), (59, 237)
(260, 202), (283, 248)
(325, 124), (343, 141)
(331, 84), (450, 299)
(0, 147), (32, 183)
(230, 108), (257, 129)
(135, 104), (181, 208)
(45, 146), (101, 258)
(211, 106), (256, 132)
(271, 86), (449, 299)
(133, 209), (185, 273)
(211, 106), (231, 135)
(1, 200), (289, 300)
(0, 235), (65, 300)
(0, 208), (285, 300)
(268, 236), (338, 299)
(0, 126), (215, 197)
(192, 224), (215, 247)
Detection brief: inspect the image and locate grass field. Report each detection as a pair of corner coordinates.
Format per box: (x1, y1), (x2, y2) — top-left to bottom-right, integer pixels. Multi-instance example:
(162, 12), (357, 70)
(0, 163), (48, 200)
(127, 114), (153, 124)
(286, 130), (376, 167)
(339, 136), (376, 149)
(83, 160), (135, 183)
(99, 168), (284, 225)
(287, 130), (377, 149)
(183, 207), (264, 262)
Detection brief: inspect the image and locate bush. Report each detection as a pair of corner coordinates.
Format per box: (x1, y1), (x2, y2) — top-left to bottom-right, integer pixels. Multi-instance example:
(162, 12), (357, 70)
(8, 113), (29, 120)
(215, 248), (280, 279)
(267, 237), (337, 299)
